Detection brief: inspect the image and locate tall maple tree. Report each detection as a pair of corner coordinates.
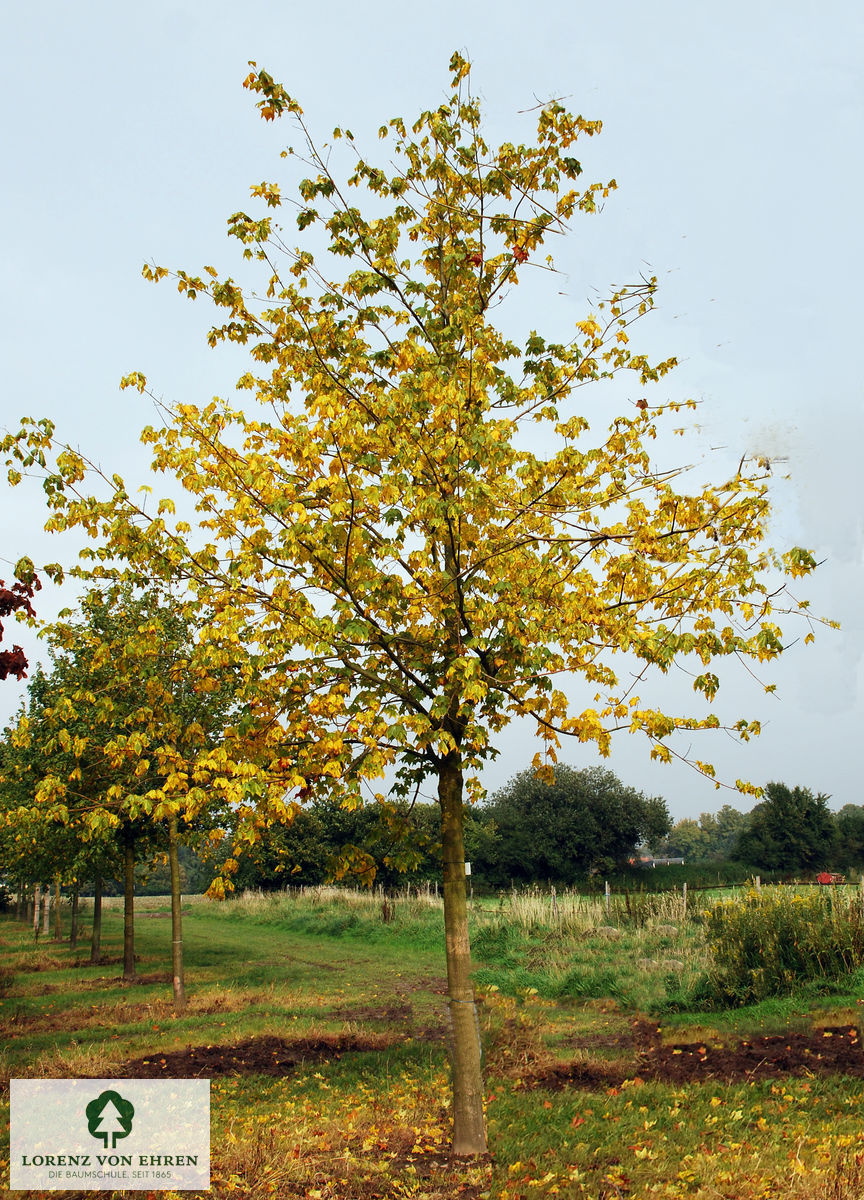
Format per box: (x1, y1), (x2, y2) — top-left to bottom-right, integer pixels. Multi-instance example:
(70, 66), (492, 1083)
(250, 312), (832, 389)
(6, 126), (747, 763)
(3, 54), (826, 1152)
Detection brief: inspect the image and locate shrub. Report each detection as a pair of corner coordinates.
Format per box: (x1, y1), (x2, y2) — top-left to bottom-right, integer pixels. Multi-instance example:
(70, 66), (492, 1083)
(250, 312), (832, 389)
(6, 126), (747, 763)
(702, 887), (864, 1005)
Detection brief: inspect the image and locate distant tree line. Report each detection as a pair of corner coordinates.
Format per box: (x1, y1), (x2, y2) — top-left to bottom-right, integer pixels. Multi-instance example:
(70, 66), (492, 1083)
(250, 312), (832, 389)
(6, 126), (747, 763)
(655, 782), (861, 875)
(77, 774), (857, 895)
(203, 765), (672, 892)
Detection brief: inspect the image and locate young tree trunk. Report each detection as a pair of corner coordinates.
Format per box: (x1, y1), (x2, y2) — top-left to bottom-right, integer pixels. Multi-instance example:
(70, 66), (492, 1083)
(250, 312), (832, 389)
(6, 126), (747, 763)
(70, 885), (80, 951)
(15, 883), (23, 922)
(168, 814), (186, 1014)
(33, 883), (41, 940)
(90, 875), (103, 964)
(53, 876), (62, 940)
(439, 749), (487, 1155)
(123, 837), (136, 981)
(42, 883), (51, 936)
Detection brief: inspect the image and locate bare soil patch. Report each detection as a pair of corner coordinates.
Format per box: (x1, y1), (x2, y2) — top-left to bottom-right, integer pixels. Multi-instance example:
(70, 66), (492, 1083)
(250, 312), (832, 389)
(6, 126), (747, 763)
(411, 975), (448, 995)
(328, 1000), (414, 1024)
(523, 1020), (864, 1089)
(118, 1032), (399, 1077)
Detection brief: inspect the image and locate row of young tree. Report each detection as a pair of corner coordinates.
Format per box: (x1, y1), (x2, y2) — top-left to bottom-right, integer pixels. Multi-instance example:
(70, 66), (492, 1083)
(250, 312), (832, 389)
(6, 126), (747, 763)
(0, 54), (829, 1154)
(0, 583), (263, 1011)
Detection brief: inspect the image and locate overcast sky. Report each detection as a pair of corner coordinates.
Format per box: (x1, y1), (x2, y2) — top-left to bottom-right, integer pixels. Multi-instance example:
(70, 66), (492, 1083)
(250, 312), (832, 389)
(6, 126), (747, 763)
(1, 0), (861, 822)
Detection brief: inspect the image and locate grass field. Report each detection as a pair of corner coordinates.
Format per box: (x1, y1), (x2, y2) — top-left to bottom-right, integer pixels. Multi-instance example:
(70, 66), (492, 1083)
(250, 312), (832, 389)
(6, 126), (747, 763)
(4, 886), (864, 1199)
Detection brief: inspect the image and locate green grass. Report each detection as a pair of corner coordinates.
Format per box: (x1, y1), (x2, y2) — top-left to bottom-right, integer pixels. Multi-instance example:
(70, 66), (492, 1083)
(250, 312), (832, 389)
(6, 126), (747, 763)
(5, 885), (864, 1199)
(469, 892), (706, 1011)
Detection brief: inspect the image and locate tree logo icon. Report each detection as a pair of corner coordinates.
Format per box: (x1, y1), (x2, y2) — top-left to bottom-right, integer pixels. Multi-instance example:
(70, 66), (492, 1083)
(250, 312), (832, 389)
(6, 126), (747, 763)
(85, 1090), (135, 1149)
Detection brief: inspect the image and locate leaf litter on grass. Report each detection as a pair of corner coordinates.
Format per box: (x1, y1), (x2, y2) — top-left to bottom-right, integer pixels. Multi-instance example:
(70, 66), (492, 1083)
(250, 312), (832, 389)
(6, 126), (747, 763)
(12, 892), (864, 1199)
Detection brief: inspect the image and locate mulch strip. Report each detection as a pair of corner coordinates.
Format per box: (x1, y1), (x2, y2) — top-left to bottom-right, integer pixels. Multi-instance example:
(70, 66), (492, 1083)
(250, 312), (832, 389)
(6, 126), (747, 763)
(118, 1032), (398, 1078)
(523, 1022), (864, 1090)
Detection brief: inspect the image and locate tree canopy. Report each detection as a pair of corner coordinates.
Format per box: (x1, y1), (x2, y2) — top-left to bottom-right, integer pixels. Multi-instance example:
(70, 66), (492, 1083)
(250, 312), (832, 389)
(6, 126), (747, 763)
(4, 55), (823, 803)
(732, 782), (835, 872)
(474, 764), (669, 883)
(8, 586), (249, 844)
(834, 805), (864, 868)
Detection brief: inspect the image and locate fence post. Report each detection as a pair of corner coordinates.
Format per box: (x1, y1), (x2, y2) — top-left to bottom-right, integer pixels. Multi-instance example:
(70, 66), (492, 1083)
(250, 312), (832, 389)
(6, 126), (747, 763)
(605, 880), (611, 916)
(683, 881), (688, 916)
(551, 885), (559, 921)
(756, 875), (762, 893)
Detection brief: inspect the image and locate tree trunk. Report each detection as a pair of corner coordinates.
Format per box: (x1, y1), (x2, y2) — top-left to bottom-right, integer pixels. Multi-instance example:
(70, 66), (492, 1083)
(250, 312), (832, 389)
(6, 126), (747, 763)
(70, 885), (80, 951)
(439, 750), (487, 1155)
(42, 883), (51, 936)
(33, 883), (41, 940)
(53, 876), (62, 940)
(15, 883), (23, 922)
(168, 815), (186, 1013)
(91, 875), (103, 964)
(123, 837), (136, 981)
